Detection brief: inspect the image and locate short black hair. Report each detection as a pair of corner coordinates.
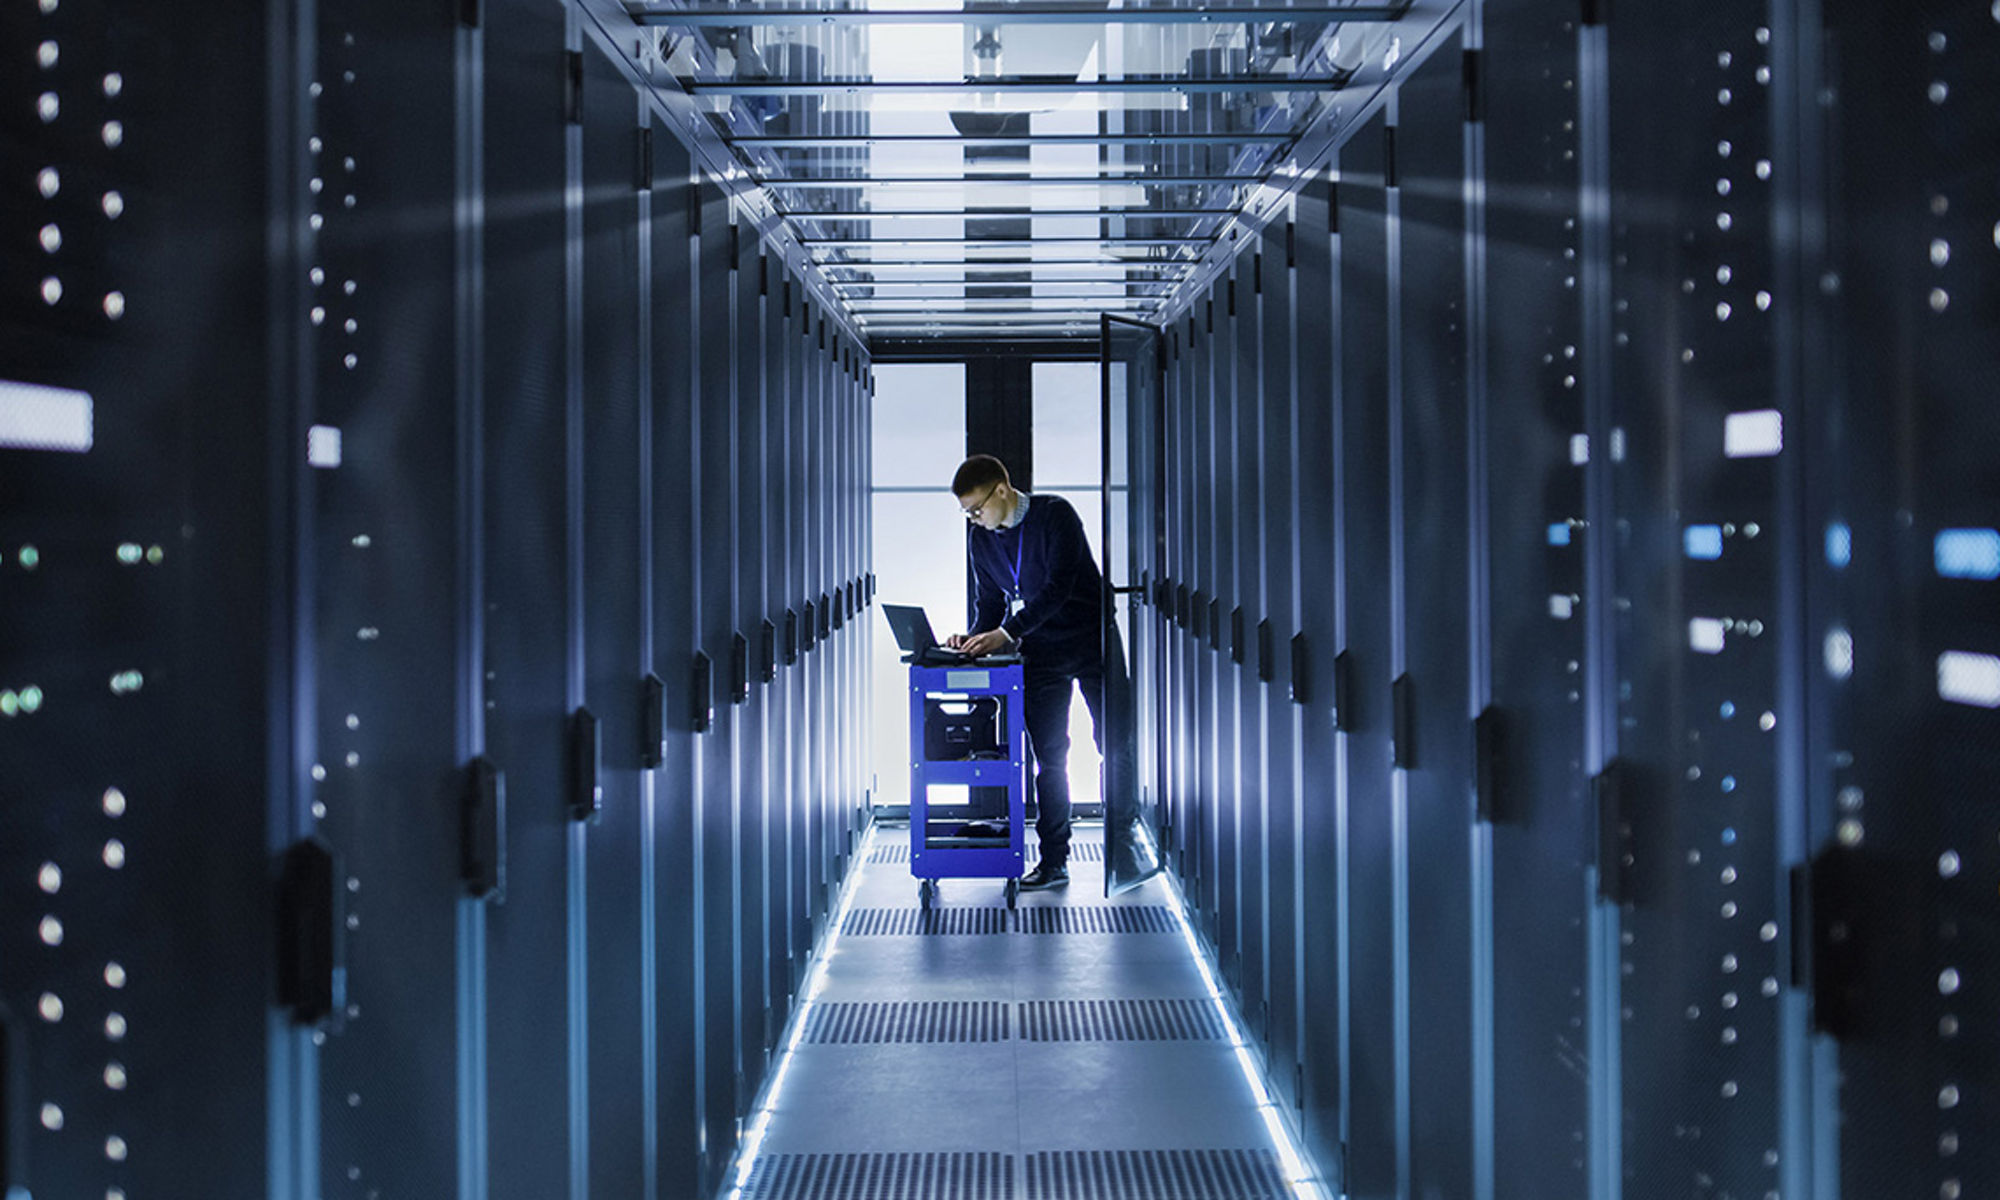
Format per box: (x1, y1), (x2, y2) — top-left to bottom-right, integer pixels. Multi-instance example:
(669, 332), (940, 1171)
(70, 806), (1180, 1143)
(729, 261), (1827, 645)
(951, 454), (1010, 497)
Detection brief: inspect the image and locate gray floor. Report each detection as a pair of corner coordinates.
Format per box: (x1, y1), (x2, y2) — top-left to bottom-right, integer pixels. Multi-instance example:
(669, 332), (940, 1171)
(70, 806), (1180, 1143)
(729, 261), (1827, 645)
(730, 823), (1325, 1200)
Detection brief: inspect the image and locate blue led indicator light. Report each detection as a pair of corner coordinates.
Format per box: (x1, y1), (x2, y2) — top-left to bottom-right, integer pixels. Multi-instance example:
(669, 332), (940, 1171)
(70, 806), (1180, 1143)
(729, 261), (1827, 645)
(1826, 522), (1852, 568)
(1684, 524), (1724, 560)
(1720, 776), (1737, 793)
(1722, 827), (1738, 846)
(1720, 701), (1736, 720)
(1547, 523), (1573, 547)
(1935, 529), (2000, 580)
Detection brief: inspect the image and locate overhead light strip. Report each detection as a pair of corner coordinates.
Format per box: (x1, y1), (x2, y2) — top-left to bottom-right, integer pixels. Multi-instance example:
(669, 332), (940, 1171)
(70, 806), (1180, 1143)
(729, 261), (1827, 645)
(728, 132), (1291, 147)
(800, 240), (1208, 250)
(786, 209), (1239, 220)
(758, 174), (1264, 188)
(631, 3), (1405, 24)
(694, 76), (1350, 95)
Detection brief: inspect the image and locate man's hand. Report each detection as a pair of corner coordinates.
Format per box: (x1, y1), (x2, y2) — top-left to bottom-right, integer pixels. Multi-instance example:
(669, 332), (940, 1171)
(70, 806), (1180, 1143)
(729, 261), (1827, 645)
(960, 628), (1016, 658)
(944, 632), (969, 649)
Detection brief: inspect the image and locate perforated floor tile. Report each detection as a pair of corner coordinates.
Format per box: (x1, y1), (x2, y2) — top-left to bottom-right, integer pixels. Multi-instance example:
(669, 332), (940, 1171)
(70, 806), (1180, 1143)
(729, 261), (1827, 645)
(1022, 1149), (1290, 1199)
(742, 1152), (1014, 1200)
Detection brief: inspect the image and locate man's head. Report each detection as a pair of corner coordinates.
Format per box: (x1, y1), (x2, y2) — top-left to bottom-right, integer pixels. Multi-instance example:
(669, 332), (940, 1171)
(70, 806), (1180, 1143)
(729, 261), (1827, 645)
(953, 455), (1015, 531)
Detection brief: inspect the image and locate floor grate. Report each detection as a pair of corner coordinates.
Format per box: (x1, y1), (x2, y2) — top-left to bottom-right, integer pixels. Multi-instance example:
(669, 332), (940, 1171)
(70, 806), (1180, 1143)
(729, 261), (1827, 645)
(842, 907), (1013, 936)
(1019, 906), (1176, 935)
(1018, 999), (1226, 1042)
(1023, 1149), (1290, 1199)
(1027, 842), (1105, 863)
(806, 1001), (1011, 1044)
(870, 844), (911, 864)
(744, 1152), (1014, 1200)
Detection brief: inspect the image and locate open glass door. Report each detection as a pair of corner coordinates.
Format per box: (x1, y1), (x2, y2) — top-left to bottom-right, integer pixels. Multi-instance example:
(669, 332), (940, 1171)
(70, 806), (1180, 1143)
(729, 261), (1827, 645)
(1101, 315), (1165, 895)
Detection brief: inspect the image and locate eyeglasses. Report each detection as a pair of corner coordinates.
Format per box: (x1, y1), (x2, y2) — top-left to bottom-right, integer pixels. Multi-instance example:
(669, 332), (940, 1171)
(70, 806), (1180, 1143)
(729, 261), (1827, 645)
(962, 482), (1003, 522)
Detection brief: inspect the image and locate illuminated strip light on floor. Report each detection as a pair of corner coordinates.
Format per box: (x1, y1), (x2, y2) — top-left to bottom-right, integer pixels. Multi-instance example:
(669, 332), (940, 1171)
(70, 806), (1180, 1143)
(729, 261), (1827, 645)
(722, 823), (880, 1200)
(1137, 822), (1330, 1200)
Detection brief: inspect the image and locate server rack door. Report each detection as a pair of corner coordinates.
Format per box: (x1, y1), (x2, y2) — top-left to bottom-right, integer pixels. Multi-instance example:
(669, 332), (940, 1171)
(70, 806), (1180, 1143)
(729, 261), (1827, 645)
(693, 176), (740, 1184)
(1479, 3), (1592, 1196)
(756, 254), (794, 1038)
(1102, 314), (1163, 894)
(644, 128), (702, 1198)
(1395, 32), (1478, 1199)
(1291, 170), (1349, 1177)
(1336, 109), (1400, 1199)
(1604, 9), (1790, 1200)
(1259, 213), (1303, 1102)
(1231, 254), (1266, 1021)
(786, 276), (814, 980)
(764, 263), (800, 1010)
(1213, 271), (1246, 980)
(577, 40), (650, 1191)
(0, 4), (280, 1195)
(297, 2), (468, 1193)
(481, 0), (577, 1193)
(730, 219), (771, 1094)
(801, 301), (827, 941)
(1816, 4), (1999, 1195)
(1173, 322), (1201, 886)
(1192, 291), (1222, 939)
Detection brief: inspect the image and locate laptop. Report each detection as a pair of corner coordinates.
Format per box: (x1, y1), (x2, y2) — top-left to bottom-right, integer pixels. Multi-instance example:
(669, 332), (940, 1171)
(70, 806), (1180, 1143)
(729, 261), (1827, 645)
(881, 604), (1021, 666)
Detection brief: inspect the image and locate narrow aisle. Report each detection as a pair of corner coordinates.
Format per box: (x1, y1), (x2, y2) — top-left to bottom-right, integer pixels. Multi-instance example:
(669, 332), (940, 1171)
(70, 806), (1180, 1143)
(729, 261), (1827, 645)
(727, 823), (1326, 1200)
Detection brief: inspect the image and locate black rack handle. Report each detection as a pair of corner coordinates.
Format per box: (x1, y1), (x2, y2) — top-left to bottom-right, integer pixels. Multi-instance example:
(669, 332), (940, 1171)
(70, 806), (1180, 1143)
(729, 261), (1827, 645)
(692, 651), (714, 733)
(1290, 633), (1310, 705)
(1391, 674), (1414, 769)
(731, 632), (751, 704)
(642, 673), (666, 768)
(568, 708), (601, 822)
(277, 838), (346, 1028)
(462, 756), (507, 900)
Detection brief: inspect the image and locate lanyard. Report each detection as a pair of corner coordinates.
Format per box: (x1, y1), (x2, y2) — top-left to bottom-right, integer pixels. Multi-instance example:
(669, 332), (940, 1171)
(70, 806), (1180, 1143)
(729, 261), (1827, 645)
(1001, 527), (1025, 607)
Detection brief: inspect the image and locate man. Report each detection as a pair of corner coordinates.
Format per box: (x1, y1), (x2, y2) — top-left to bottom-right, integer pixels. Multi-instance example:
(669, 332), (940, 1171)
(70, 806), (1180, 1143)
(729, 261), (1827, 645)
(946, 454), (1128, 891)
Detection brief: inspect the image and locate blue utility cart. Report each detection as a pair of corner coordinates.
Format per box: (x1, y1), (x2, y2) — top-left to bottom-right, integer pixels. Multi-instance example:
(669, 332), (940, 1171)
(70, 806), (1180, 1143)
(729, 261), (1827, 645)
(907, 661), (1028, 909)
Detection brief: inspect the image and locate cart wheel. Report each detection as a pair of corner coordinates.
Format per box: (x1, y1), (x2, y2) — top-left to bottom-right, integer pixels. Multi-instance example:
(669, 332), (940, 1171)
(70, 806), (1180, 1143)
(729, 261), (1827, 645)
(918, 879), (937, 911)
(1004, 878), (1019, 910)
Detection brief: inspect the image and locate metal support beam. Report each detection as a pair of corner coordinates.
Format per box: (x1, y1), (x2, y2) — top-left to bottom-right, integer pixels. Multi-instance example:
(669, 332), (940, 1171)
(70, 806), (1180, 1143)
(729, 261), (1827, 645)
(689, 75), (1350, 95)
(811, 255), (1195, 266)
(728, 131), (1291, 147)
(830, 283), (1178, 295)
(757, 174), (1264, 187)
(789, 208), (1239, 220)
(631, 3), (1405, 24)
(819, 263), (1193, 276)
(801, 235), (1211, 246)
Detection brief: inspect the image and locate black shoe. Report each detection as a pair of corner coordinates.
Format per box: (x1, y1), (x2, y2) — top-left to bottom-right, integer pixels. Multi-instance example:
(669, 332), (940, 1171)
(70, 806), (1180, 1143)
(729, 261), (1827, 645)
(1019, 862), (1068, 891)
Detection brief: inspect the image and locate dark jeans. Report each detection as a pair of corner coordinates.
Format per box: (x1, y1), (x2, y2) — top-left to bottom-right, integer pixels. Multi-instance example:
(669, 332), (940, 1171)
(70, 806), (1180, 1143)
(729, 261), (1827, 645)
(1022, 634), (1134, 869)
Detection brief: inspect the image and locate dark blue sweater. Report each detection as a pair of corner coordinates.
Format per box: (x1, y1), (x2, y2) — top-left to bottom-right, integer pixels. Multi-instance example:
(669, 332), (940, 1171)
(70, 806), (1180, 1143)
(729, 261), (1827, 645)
(967, 493), (1109, 669)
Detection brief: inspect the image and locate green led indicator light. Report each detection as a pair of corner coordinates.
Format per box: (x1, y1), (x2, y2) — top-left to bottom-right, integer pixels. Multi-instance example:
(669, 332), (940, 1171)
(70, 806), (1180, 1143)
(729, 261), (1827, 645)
(19, 545), (40, 570)
(146, 545), (164, 565)
(0, 692), (18, 718)
(19, 686), (42, 713)
(117, 543), (142, 564)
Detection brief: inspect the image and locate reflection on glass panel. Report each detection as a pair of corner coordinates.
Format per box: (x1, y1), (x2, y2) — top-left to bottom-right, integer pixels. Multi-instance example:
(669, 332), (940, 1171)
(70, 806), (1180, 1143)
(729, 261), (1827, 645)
(873, 363), (966, 487)
(1032, 362), (1103, 488)
(871, 493), (970, 810)
(871, 365), (967, 809)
